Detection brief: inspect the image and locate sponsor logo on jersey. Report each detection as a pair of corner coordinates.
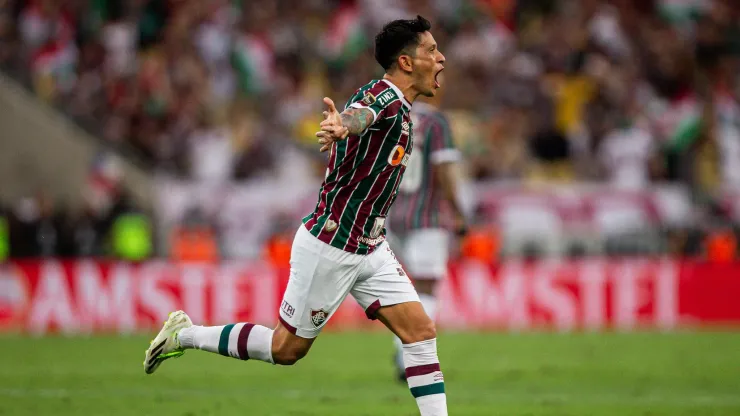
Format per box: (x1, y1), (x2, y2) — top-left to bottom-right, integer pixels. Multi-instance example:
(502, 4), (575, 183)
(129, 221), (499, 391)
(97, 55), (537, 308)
(310, 309), (328, 328)
(378, 90), (395, 106)
(361, 92), (376, 106)
(324, 219), (338, 232)
(281, 300), (295, 318)
(401, 121), (410, 136)
(388, 145), (406, 166)
(358, 235), (386, 246)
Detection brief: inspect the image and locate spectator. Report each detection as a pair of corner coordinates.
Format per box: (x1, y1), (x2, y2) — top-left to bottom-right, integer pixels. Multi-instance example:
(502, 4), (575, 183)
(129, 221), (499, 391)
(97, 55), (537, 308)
(8, 191), (63, 258)
(0, 0), (738, 259)
(171, 206), (218, 263)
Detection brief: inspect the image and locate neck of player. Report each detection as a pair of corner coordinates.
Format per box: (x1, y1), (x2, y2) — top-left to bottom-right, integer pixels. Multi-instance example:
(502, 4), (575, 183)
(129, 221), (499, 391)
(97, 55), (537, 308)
(382, 73), (419, 105)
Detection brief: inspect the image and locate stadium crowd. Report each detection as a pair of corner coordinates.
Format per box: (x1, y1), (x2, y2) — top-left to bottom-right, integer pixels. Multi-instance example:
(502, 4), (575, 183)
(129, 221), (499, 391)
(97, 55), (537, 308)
(0, 0), (739, 260)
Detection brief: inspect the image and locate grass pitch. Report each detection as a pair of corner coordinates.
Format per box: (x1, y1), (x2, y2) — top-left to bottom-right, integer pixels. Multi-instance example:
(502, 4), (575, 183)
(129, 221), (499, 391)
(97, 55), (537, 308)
(0, 331), (738, 415)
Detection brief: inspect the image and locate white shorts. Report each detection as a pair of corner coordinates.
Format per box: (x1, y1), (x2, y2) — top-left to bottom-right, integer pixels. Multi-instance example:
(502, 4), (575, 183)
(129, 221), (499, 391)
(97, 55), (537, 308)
(399, 228), (450, 280)
(279, 225), (420, 339)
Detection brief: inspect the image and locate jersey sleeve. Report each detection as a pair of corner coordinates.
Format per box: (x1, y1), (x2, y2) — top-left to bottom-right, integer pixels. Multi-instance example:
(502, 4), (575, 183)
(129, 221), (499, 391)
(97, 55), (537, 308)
(428, 114), (461, 164)
(346, 82), (400, 128)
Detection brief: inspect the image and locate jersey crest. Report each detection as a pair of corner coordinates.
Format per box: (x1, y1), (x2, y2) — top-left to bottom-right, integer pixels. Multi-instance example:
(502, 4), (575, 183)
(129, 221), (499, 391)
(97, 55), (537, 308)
(361, 92), (376, 106)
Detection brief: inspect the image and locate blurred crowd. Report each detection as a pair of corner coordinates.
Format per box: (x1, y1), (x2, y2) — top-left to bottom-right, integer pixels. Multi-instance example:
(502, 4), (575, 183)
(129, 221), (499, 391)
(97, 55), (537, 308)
(0, 0), (737, 188)
(0, 154), (154, 261)
(0, 0), (740, 261)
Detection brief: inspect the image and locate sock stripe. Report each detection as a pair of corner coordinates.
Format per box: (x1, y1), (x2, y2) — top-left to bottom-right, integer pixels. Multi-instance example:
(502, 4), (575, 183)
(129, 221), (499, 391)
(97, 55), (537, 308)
(237, 323), (255, 360)
(410, 382), (445, 398)
(405, 363), (440, 378)
(218, 324), (235, 357)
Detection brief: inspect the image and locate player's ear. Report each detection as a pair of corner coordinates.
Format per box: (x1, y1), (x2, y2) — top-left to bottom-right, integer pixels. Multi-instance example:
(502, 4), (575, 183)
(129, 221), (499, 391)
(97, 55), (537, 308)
(397, 54), (413, 73)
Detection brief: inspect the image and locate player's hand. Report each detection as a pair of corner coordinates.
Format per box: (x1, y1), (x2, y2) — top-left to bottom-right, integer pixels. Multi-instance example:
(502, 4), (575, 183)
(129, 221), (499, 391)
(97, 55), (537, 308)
(316, 97), (349, 152)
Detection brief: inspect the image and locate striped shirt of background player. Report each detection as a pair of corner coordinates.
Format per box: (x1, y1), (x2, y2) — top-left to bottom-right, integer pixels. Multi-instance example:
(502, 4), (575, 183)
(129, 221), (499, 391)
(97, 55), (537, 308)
(390, 102), (460, 233)
(303, 79), (413, 255)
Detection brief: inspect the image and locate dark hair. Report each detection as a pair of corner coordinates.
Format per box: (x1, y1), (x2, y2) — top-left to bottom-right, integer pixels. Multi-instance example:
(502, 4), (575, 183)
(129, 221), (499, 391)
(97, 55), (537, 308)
(374, 15), (432, 71)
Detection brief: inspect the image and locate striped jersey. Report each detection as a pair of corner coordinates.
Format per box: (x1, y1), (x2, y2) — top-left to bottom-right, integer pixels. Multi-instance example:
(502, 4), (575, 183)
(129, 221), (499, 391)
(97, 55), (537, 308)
(388, 102), (461, 233)
(302, 79), (414, 255)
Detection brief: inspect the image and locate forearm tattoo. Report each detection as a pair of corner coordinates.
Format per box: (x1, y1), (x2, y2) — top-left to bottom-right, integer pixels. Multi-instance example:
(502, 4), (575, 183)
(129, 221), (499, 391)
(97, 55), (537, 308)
(340, 108), (374, 135)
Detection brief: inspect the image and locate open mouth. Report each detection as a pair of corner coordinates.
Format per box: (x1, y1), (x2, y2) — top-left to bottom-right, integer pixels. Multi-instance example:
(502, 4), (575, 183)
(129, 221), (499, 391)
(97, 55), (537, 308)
(434, 68), (444, 88)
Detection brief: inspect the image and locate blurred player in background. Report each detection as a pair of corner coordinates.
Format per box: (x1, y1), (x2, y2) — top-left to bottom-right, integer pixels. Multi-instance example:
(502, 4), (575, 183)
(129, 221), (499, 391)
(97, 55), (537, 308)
(388, 73), (466, 381)
(144, 15), (450, 416)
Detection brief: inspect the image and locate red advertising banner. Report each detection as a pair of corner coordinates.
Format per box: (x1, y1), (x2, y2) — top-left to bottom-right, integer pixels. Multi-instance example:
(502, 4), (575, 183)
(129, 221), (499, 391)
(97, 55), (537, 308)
(1, 259), (739, 334)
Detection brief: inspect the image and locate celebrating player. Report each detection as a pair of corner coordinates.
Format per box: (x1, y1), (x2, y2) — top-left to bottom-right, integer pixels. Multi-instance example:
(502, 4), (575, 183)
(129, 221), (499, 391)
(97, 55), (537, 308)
(144, 15), (449, 416)
(387, 73), (466, 381)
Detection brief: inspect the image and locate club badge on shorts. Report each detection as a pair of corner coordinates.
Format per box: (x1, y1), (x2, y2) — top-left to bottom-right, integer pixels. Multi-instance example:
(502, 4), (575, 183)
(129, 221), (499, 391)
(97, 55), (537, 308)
(310, 309), (328, 328)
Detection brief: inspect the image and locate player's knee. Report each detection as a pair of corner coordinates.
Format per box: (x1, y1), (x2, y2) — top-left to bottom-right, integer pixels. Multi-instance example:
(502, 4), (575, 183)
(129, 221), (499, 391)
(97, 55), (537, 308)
(273, 348), (306, 366)
(272, 340), (310, 366)
(403, 320), (437, 344)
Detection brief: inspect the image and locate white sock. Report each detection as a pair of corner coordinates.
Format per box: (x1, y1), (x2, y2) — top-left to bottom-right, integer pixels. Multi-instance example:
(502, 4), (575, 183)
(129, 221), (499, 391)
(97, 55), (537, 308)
(403, 338), (447, 416)
(395, 294), (438, 370)
(178, 323), (274, 364)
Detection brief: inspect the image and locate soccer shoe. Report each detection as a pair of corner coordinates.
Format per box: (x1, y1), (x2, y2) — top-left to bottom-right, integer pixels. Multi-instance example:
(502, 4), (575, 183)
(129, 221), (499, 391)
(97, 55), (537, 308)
(143, 310), (192, 375)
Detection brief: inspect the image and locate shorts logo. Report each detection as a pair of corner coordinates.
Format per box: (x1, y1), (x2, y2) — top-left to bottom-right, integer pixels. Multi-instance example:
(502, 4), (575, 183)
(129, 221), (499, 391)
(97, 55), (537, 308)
(310, 309), (328, 328)
(361, 92), (376, 106)
(281, 300), (295, 318)
(396, 267), (406, 277)
(388, 145), (406, 166)
(324, 219), (338, 232)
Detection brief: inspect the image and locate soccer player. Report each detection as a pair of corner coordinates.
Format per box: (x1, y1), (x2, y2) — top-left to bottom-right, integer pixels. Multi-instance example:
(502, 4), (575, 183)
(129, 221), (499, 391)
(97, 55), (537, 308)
(144, 15), (449, 416)
(387, 74), (466, 381)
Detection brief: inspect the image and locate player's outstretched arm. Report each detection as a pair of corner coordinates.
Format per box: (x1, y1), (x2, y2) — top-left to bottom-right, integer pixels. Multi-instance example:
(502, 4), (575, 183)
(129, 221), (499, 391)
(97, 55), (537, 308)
(316, 97), (374, 152)
(339, 108), (374, 136)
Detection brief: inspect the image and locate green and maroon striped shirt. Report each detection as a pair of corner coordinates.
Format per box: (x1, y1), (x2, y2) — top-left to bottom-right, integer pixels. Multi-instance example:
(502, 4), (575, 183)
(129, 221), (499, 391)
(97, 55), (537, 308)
(389, 102), (460, 233)
(303, 79), (414, 255)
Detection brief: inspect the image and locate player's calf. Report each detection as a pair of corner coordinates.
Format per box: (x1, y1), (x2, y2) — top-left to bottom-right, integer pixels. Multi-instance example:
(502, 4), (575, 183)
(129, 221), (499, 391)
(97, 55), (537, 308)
(394, 279), (439, 379)
(378, 302), (448, 416)
(176, 321), (275, 363)
(379, 301), (437, 344)
(398, 316), (437, 344)
(270, 323), (315, 365)
(172, 319), (313, 366)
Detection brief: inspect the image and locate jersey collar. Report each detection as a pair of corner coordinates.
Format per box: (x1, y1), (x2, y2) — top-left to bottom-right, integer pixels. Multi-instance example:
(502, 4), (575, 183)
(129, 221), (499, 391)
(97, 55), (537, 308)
(382, 79), (412, 110)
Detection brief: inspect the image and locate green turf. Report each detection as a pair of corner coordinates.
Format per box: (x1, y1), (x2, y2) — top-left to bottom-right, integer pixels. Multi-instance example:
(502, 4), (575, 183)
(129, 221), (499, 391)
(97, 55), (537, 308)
(0, 331), (738, 415)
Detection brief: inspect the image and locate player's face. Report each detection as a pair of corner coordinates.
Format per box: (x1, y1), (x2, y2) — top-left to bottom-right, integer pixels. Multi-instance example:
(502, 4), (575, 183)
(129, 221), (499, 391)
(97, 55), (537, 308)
(411, 31), (445, 97)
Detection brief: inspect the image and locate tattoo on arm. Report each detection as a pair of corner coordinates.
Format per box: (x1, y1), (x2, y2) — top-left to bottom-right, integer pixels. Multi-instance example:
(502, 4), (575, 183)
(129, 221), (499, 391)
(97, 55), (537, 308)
(340, 108), (375, 135)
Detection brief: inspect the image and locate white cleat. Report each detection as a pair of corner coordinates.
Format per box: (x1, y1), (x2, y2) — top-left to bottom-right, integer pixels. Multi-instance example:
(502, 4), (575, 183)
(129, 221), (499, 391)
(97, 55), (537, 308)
(143, 310), (192, 375)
